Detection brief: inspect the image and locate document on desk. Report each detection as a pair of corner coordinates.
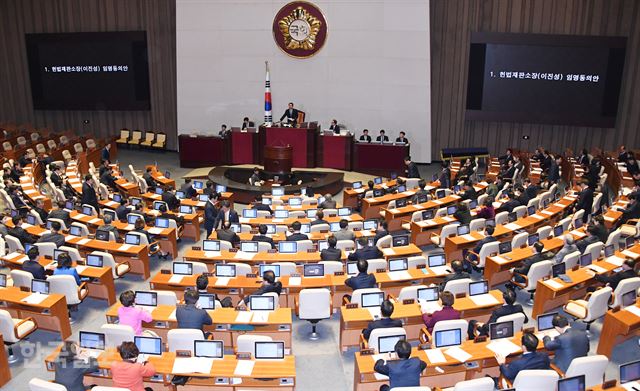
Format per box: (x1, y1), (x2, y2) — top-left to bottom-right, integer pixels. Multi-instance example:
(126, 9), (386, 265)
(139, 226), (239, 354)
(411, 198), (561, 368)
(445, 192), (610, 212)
(382, 248), (395, 256)
(239, 218), (250, 224)
(444, 346), (471, 363)
(21, 293), (48, 305)
(504, 223), (521, 230)
(389, 208), (400, 214)
(168, 275), (184, 284)
(433, 199), (443, 205)
(272, 218), (284, 223)
(492, 256), (509, 265)
(587, 265), (607, 274)
(486, 339), (520, 357)
(461, 234), (476, 241)
(622, 381), (640, 391)
(442, 216), (456, 222)
(75, 213), (88, 219)
(624, 306), (640, 318)
(233, 360), (255, 376)
(622, 250), (639, 259)
(425, 348), (447, 364)
(570, 230), (586, 239)
(470, 294), (499, 307)
(288, 277), (301, 286)
(173, 357), (214, 374)
(77, 238), (91, 245)
(544, 279), (565, 290)
(118, 244), (133, 251)
(605, 256), (625, 267)
(235, 311), (253, 323)
(387, 271), (412, 281)
(252, 311), (270, 323)
(75, 265), (88, 274)
(204, 251), (221, 258)
(412, 204), (423, 210)
(214, 277), (230, 286)
(7, 252), (28, 264)
(540, 210), (554, 216)
(89, 218), (102, 224)
(234, 251), (255, 260)
(148, 227), (163, 235)
(530, 214), (544, 220)
(402, 191), (414, 196)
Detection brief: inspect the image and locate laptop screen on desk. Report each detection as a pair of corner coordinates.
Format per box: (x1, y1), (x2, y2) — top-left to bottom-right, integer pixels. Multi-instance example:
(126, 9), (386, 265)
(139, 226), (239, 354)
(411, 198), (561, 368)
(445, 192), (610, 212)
(127, 214), (140, 225)
(0, 273), (6, 288)
(456, 225), (470, 236)
(197, 294), (216, 310)
(553, 225), (564, 237)
(180, 205), (192, 214)
(240, 241), (259, 253)
(155, 217), (169, 228)
(255, 341), (284, 359)
(134, 336), (162, 355)
(198, 194), (208, 202)
(552, 262), (566, 278)
(278, 241), (297, 253)
(338, 207), (351, 216)
(215, 264), (236, 277)
(215, 185), (226, 193)
(289, 197), (302, 206)
(621, 360), (640, 384)
(80, 331), (105, 350)
(87, 254), (103, 267)
(329, 222), (340, 232)
(32, 279), (49, 294)
(172, 262), (193, 275)
(392, 235), (409, 247)
(537, 312), (558, 331)
(527, 233), (539, 246)
(134, 291), (157, 306)
(265, 224), (276, 234)
(374, 177), (382, 185)
(557, 375), (585, 391)
(272, 187), (285, 197)
(352, 181), (362, 189)
(363, 219), (378, 230)
(489, 321), (514, 340)
(378, 335), (406, 354)
(259, 264), (280, 278)
(499, 241), (511, 254)
(306, 209), (317, 218)
(304, 264), (324, 277)
(318, 240), (329, 252)
(243, 209), (257, 218)
(388, 258), (408, 272)
(194, 340), (223, 358)
(579, 253), (592, 267)
(417, 287), (439, 302)
(176, 191), (185, 200)
(361, 292), (384, 308)
(428, 254), (446, 267)
(274, 210), (289, 219)
(469, 280), (488, 296)
(249, 295), (275, 311)
(125, 234), (141, 245)
(434, 329), (461, 348)
(203, 240), (220, 252)
(347, 262), (358, 275)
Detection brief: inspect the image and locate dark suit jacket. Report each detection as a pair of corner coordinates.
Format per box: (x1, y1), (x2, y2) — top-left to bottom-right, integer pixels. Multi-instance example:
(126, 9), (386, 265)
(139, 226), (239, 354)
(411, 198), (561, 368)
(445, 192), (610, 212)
(374, 357), (426, 389)
(23, 259), (46, 280)
(48, 209), (71, 226)
(81, 182), (99, 209)
(329, 124), (340, 134)
(576, 188), (594, 221)
(11, 194), (27, 209)
(359, 135), (372, 143)
(287, 232), (309, 241)
(215, 209), (239, 229)
(320, 247), (341, 261)
(50, 172), (63, 187)
(376, 135), (389, 142)
(9, 226), (36, 244)
(453, 209), (472, 225)
(486, 303), (528, 325)
(396, 137), (409, 144)
(280, 108), (299, 124)
(216, 228), (239, 245)
(253, 203), (273, 215)
(500, 199), (521, 213)
(461, 187), (478, 201)
(345, 273), (377, 290)
(38, 232), (66, 248)
(576, 234), (599, 254)
(406, 162), (420, 178)
(243, 281), (283, 303)
(514, 252), (550, 277)
(594, 268), (637, 290)
(439, 169), (451, 189)
(500, 351), (551, 381)
(54, 357), (99, 391)
(162, 192), (180, 211)
(548, 161), (560, 183)
(355, 245), (383, 261)
(373, 230), (389, 246)
(543, 328), (589, 372)
(620, 200), (640, 224)
(116, 205), (133, 221)
(440, 271), (470, 291)
(252, 234), (275, 249)
(143, 172), (157, 187)
(176, 304), (213, 330)
(310, 218), (329, 227)
(204, 202), (218, 230)
(472, 235), (497, 254)
(363, 317), (403, 340)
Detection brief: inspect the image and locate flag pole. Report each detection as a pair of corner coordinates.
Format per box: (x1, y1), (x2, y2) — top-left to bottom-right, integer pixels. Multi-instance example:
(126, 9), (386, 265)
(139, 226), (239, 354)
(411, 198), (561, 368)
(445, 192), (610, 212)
(264, 61), (272, 126)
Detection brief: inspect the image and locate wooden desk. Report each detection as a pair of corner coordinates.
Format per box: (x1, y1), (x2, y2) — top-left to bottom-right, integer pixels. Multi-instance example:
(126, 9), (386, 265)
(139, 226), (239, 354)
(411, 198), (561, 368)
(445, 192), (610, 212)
(353, 143), (409, 176)
(46, 347), (296, 390)
(597, 300), (640, 356)
(235, 213), (363, 229)
(209, 228), (376, 244)
(317, 133), (353, 170)
(343, 180), (397, 209)
(179, 134), (229, 168)
(340, 291), (503, 351)
(0, 334), (10, 387)
(259, 125), (317, 168)
(146, 165), (176, 189)
(0, 286), (72, 339)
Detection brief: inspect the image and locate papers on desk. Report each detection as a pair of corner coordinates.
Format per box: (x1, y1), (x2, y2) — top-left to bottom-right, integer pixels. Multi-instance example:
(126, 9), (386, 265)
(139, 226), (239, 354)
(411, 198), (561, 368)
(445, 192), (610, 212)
(214, 277), (231, 286)
(461, 234), (476, 241)
(387, 271), (412, 281)
(444, 346), (471, 363)
(168, 275), (184, 284)
(173, 357), (214, 374)
(272, 218), (284, 223)
(486, 339), (521, 357)
(553, 203), (564, 208)
(504, 223), (520, 230)
(432, 199), (443, 205)
(288, 277), (301, 286)
(354, 188), (365, 194)
(204, 251), (221, 258)
(343, 216), (352, 221)
(360, 230), (374, 237)
(118, 244), (133, 251)
(389, 208), (400, 214)
(622, 381), (640, 391)
(530, 214), (544, 220)
(429, 266), (452, 275)
(7, 252), (29, 264)
(89, 218), (102, 224)
(604, 216), (616, 222)
(21, 293), (48, 305)
(239, 218), (250, 224)
(252, 311), (270, 323)
(41, 230), (51, 235)
(605, 255), (625, 267)
(148, 227), (164, 235)
(624, 305), (640, 318)
(622, 250), (639, 259)
(492, 256), (509, 265)
(570, 230), (586, 239)
(77, 238), (91, 245)
(419, 300), (442, 314)
(234, 251), (255, 260)
(469, 294), (499, 307)
(75, 265), (88, 274)
(75, 213), (88, 219)
(545, 279), (565, 290)
(442, 216), (456, 222)
(23, 189), (36, 195)
(412, 204), (423, 210)
(125, 224), (134, 230)
(587, 265), (607, 274)
(402, 191), (414, 196)
(235, 311), (253, 323)
(233, 360), (255, 376)
(425, 348), (447, 364)
(382, 248), (395, 256)
(540, 210), (554, 216)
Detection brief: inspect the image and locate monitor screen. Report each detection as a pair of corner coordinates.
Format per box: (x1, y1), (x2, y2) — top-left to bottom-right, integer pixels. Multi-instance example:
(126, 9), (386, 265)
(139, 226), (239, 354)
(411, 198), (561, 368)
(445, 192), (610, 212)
(447, 206), (457, 215)
(552, 262), (566, 277)
(32, 279), (49, 294)
(164, 171), (171, 179)
(203, 240), (220, 252)
(79, 331), (105, 350)
(172, 262), (193, 275)
(155, 187), (163, 195)
(265, 224), (276, 234)
(306, 209), (317, 218)
(193, 180), (203, 189)
(274, 210), (289, 219)
(329, 222), (340, 232)
(392, 235), (409, 247)
(153, 201), (163, 210)
(194, 340), (223, 358)
(417, 287), (439, 302)
(254, 341), (284, 359)
(469, 280), (488, 296)
(278, 241), (297, 253)
(134, 336), (162, 355)
(318, 240), (329, 252)
(363, 219), (378, 230)
(180, 205), (193, 214)
(388, 258), (408, 272)
(0, 273), (6, 288)
(82, 206), (93, 215)
(457, 225), (470, 236)
(68, 225), (82, 236)
(361, 292), (384, 308)
(177, 191), (186, 200)
(127, 214), (140, 225)
(86, 254), (103, 267)
(604, 244), (614, 258)
(499, 241), (512, 254)
(396, 199), (407, 208)
(537, 312), (558, 331)
(553, 225), (564, 237)
(262, 197), (272, 205)
(574, 218), (583, 229)
(243, 209), (257, 218)
(215, 185), (226, 193)
(26, 214), (36, 225)
(288, 197), (302, 206)
(338, 207), (351, 216)
(197, 294), (216, 310)
(352, 181), (362, 189)
(397, 185), (406, 193)
(240, 241), (259, 253)
(271, 187), (285, 197)
(230, 224), (240, 234)
(198, 194), (209, 202)
(155, 217), (169, 228)
(95, 230), (109, 241)
(626, 236), (635, 249)
(489, 321), (514, 340)
(527, 205), (536, 215)
(436, 189), (446, 199)
(621, 360), (640, 384)
(527, 233), (539, 246)
(374, 177), (382, 184)
(469, 199), (478, 209)
(130, 197), (142, 206)
(422, 210), (435, 220)
(434, 328), (462, 348)
(579, 253), (592, 267)
(103, 210), (117, 222)
(215, 264), (236, 277)
(428, 254), (446, 267)
(134, 291), (157, 306)
(65, 200), (74, 210)
(300, 223), (311, 234)
(373, 189), (384, 197)
(259, 264), (280, 278)
(347, 262), (358, 275)
(249, 295), (275, 311)
(378, 335), (406, 354)
(53, 249), (68, 262)
(621, 290), (637, 308)
(303, 264), (324, 277)
(125, 233), (141, 245)
(557, 375), (586, 391)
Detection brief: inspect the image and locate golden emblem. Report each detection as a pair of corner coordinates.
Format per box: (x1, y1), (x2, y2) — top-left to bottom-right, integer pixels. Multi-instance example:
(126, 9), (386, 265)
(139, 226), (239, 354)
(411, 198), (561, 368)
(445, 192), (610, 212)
(277, 6), (322, 51)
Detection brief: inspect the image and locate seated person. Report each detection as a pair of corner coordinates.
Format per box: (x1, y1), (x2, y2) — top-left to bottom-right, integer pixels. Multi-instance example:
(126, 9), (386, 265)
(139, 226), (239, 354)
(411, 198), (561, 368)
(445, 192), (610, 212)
(553, 235), (578, 264)
(252, 224), (275, 249)
(22, 245), (45, 280)
(37, 220), (65, 247)
(498, 191), (521, 213)
(354, 236), (383, 261)
(161, 188), (180, 211)
(216, 221), (240, 246)
(320, 235), (342, 261)
(333, 219), (355, 241)
(496, 332), (550, 383)
(362, 299), (403, 340)
(287, 221), (309, 241)
(176, 289), (213, 333)
(117, 290), (153, 336)
(373, 221), (389, 245)
(542, 314), (589, 373)
(158, 204), (184, 226)
(33, 199), (49, 223)
(116, 198), (134, 221)
(421, 291), (460, 333)
(472, 225), (497, 254)
(111, 341), (156, 391)
(395, 131), (409, 144)
(592, 258), (638, 290)
(252, 196), (273, 215)
(468, 288), (527, 339)
(412, 179), (430, 204)
(218, 124), (229, 137)
(329, 119), (340, 134)
(459, 181), (478, 201)
(575, 224), (600, 253)
(453, 203), (472, 225)
(243, 270), (282, 304)
(404, 156), (420, 178)
(359, 129), (372, 143)
(143, 167), (157, 188)
(345, 258), (376, 290)
(440, 260), (470, 291)
(374, 340), (426, 391)
(512, 242), (549, 284)
(53, 341), (99, 391)
(241, 117), (251, 130)
(48, 200), (72, 227)
(249, 167), (263, 186)
(310, 210), (328, 226)
(97, 214), (120, 242)
(590, 215), (609, 243)
(476, 198), (495, 219)
(319, 194), (337, 209)
(8, 215), (37, 244)
(53, 252), (81, 285)
(376, 129), (389, 142)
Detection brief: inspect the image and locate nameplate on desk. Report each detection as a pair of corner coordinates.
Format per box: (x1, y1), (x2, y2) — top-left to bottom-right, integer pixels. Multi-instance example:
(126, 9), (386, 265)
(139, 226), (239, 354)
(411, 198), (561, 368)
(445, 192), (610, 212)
(346, 303), (358, 309)
(236, 352), (251, 360)
(192, 246), (201, 251)
(402, 299), (415, 305)
(229, 248), (238, 253)
(602, 380), (617, 389)
(246, 273), (257, 278)
(160, 269), (171, 274)
(360, 348), (374, 356)
(306, 249), (315, 253)
(334, 271), (345, 276)
(474, 335), (487, 343)
(268, 249), (277, 253)
(455, 293), (466, 299)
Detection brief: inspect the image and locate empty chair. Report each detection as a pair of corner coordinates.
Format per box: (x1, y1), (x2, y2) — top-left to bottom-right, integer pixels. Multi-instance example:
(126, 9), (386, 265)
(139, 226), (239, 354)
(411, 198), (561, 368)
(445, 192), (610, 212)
(513, 205), (527, 219)
(527, 197), (540, 210)
(36, 143), (46, 154)
(81, 204), (97, 216)
(296, 240), (314, 252)
(85, 139), (96, 149)
(366, 258), (387, 273)
(48, 218), (68, 231)
(167, 329), (204, 353)
(59, 135), (69, 145)
(235, 334), (272, 356)
(322, 208), (338, 216)
(34, 242), (57, 258)
(336, 240), (355, 251)
(376, 234), (392, 248)
(47, 275), (89, 322)
(512, 260), (553, 303)
(2, 142), (11, 151)
(140, 131), (156, 147)
(91, 251), (131, 278)
(28, 378), (67, 391)
(564, 287), (613, 331)
(47, 139), (57, 149)
(511, 232), (528, 249)
(274, 262), (297, 276)
(30, 132), (39, 142)
(510, 370), (559, 391)
(611, 277), (640, 308)
(471, 241), (499, 269)
(563, 355), (608, 388)
(348, 221), (364, 231)
(441, 377), (494, 391)
(190, 261), (209, 275)
(6, 235), (25, 253)
(319, 261), (343, 275)
(605, 229), (622, 251)
(153, 290), (178, 306)
(434, 207), (447, 217)
(129, 130), (142, 146)
(351, 288), (384, 306)
(442, 278), (472, 296)
(127, 231), (160, 256)
(152, 132), (167, 149)
(0, 309), (37, 363)
(10, 270), (33, 289)
(16, 136), (26, 146)
(562, 251), (581, 269)
(573, 210), (585, 226)
(495, 211), (509, 226)
(100, 324), (135, 348)
(310, 223), (330, 233)
(430, 223), (460, 248)
(229, 262), (252, 276)
(407, 255), (427, 269)
(296, 288), (332, 340)
(536, 226), (552, 240)
(116, 129), (130, 145)
(496, 312), (526, 331)
(69, 222), (90, 237)
(469, 218), (485, 232)
(73, 143), (83, 153)
(582, 241), (604, 260)
(366, 327), (407, 353)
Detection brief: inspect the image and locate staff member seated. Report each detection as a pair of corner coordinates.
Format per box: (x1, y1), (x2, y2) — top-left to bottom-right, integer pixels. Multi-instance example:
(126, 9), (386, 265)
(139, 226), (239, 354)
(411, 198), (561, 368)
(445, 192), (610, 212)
(53, 253), (81, 285)
(22, 246), (45, 280)
(177, 289), (213, 333)
(320, 235), (342, 261)
(216, 221), (240, 246)
(345, 258), (377, 290)
(542, 314), (589, 373)
(287, 221), (309, 241)
(468, 288), (527, 339)
(362, 299), (403, 340)
(333, 219), (355, 241)
(374, 340), (426, 391)
(421, 291), (460, 333)
(252, 224), (275, 249)
(117, 290), (153, 336)
(496, 332), (550, 383)
(37, 220), (65, 247)
(329, 119), (340, 134)
(310, 210), (328, 226)
(359, 129), (372, 143)
(243, 270), (282, 304)
(111, 341), (156, 391)
(54, 341), (99, 391)
(354, 236), (383, 261)
(395, 131), (409, 144)
(376, 129), (389, 142)
(440, 260), (470, 291)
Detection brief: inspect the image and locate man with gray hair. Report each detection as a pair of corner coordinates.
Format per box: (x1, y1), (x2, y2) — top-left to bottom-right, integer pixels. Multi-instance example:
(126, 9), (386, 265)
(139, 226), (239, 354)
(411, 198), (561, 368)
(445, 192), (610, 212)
(97, 214), (120, 242)
(319, 193), (337, 209)
(553, 234), (578, 264)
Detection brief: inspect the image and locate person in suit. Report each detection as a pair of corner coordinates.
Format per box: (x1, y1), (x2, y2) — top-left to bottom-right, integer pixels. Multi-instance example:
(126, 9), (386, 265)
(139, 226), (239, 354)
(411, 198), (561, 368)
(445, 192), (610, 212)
(216, 221), (240, 246)
(100, 161), (117, 189)
(116, 198), (133, 222)
(496, 332), (550, 382)
(468, 288), (527, 339)
(243, 270), (282, 304)
(376, 130), (389, 143)
(618, 193), (640, 225)
(22, 246), (45, 280)
(618, 145), (630, 162)
(252, 224), (275, 249)
(522, 179), (540, 202)
(157, 204), (184, 227)
(359, 129), (372, 143)
(553, 235), (579, 264)
(395, 131), (409, 144)
(48, 201), (72, 227)
(241, 117), (251, 130)
(176, 289), (213, 333)
(345, 258), (377, 290)
(96, 214), (120, 242)
(374, 340), (426, 391)
(440, 260), (470, 292)
(81, 174), (99, 211)
(32, 199), (49, 223)
(37, 220), (65, 247)
(593, 258), (638, 290)
(143, 167), (157, 188)
(542, 314), (589, 373)
(180, 179), (197, 199)
(310, 210), (328, 226)
(333, 219), (355, 241)
(318, 194), (337, 209)
(459, 181), (478, 201)
(215, 200), (239, 229)
(476, 198), (496, 219)
(512, 242), (550, 283)
(287, 221), (309, 241)
(412, 180), (430, 204)
(249, 167), (263, 186)
(453, 202), (472, 225)
(403, 156), (420, 178)
(101, 144), (111, 162)
(49, 165), (64, 188)
(438, 161), (451, 189)
(422, 291), (460, 333)
(329, 119), (340, 134)
(548, 155), (561, 184)
(320, 235), (342, 261)
(498, 191), (521, 214)
(485, 177), (499, 200)
(574, 180), (594, 223)
(204, 192), (219, 238)
(363, 300), (403, 340)
(53, 341), (99, 391)
(578, 149), (592, 166)
(10, 186), (28, 210)
(280, 102), (299, 125)
(590, 215), (609, 243)
(10, 162), (23, 182)
(161, 188), (180, 211)
(575, 224), (601, 253)
(218, 124), (229, 138)
(202, 181), (215, 196)
(373, 221), (389, 246)
(354, 236), (383, 261)
(472, 225), (497, 254)
(9, 215), (37, 244)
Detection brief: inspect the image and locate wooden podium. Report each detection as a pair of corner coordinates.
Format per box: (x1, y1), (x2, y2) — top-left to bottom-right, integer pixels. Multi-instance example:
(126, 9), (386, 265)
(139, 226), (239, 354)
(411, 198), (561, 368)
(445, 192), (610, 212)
(264, 145), (293, 174)
(259, 124), (317, 168)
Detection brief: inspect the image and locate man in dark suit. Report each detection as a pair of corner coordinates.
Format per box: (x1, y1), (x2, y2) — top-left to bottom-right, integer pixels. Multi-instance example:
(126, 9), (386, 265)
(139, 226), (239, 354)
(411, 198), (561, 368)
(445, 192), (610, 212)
(241, 117), (251, 130)
(438, 162), (451, 189)
(37, 220), (65, 247)
(499, 192), (521, 214)
(116, 198), (133, 222)
(373, 221), (389, 246)
(161, 189), (180, 211)
(590, 215), (609, 243)
(216, 221), (240, 246)
(376, 130), (389, 143)
(522, 179), (540, 203)
(574, 180), (594, 223)
(99, 161), (117, 189)
(548, 156), (561, 184)
(412, 180), (430, 204)
(9, 215), (37, 244)
(320, 235), (342, 261)
(453, 203), (472, 225)
(363, 300), (403, 340)
(215, 200), (239, 229)
(468, 289), (527, 339)
(204, 193), (219, 238)
(395, 131), (409, 144)
(593, 258), (638, 290)
(329, 119), (340, 134)
(48, 201), (72, 227)
(542, 314), (589, 373)
(101, 144), (111, 162)
(252, 224), (275, 249)
(460, 181), (477, 201)
(374, 340), (426, 391)
(252, 199), (272, 215)
(440, 260), (470, 291)
(81, 175), (99, 211)
(359, 129), (372, 143)
(403, 156), (420, 179)
(310, 210), (328, 226)
(354, 237), (383, 261)
(202, 181), (215, 195)
(180, 179), (197, 199)
(279, 102), (299, 125)
(287, 221), (309, 241)
(10, 186), (28, 210)
(33, 199), (49, 223)
(472, 225), (497, 254)
(22, 246), (45, 280)
(176, 290), (212, 333)
(512, 242), (550, 284)
(158, 204), (184, 227)
(496, 332), (550, 382)
(345, 258), (377, 290)
(49, 165), (64, 188)
(96, 214), (120, 242)
(243, 270), (282, 304)
(575, 224), (601, 253)
(143, 167), (157, 188)
(618, 193), (640, 224)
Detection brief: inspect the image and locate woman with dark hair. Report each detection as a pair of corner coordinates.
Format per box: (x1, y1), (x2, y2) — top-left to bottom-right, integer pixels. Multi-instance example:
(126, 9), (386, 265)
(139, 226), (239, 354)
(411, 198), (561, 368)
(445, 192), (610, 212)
(54, 340), (99, 391)
(133, 217), (160, 253)
(53, 252), (81, 285)
(117, 290), (152, 336)
(111, 341), (156, 391)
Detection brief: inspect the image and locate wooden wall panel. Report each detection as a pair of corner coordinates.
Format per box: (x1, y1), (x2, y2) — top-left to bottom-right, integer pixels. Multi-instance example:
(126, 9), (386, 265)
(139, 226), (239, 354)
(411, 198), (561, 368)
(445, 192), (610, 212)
(430, 0), (640, 158)
(0, 0), (177, 149)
